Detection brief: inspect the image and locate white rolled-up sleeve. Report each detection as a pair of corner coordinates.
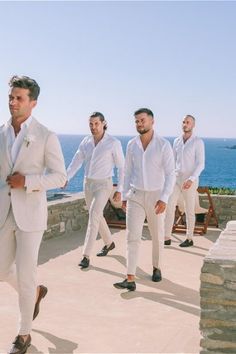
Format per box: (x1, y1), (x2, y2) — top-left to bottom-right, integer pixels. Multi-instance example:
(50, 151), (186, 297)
(122, 142), (133, 200)
(66, 143), (85, 182)
(160, 142), (176, 203)
(112, 140), (125, 193)
(189, 139), (205, 182)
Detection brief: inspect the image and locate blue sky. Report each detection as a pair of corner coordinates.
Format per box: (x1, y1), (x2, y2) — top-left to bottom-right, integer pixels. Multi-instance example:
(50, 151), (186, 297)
(0, 1), (235, 138)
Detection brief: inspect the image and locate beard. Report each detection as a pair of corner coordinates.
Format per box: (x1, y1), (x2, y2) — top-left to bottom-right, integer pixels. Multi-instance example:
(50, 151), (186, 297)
(137, 127), (152, 135)
(10, 108), (19, 117)
(183, 127), (192, 133)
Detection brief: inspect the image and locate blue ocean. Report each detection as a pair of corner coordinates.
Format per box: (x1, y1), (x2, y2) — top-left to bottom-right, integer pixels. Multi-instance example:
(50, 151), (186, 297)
(58, 135), (236, 194)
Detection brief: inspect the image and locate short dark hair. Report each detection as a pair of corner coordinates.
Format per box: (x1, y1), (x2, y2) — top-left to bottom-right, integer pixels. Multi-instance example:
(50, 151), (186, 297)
(9, 75), (40, 100)
(134, 108), (154, 118)
(185, 114), (195, 121)
(90, 111), (107, 130)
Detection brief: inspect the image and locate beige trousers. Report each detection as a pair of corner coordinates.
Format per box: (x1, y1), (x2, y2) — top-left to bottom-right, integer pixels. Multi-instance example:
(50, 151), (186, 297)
(0, 208), (43, 335)
(165, 179), (198, 240)
(83, 177), (113, 257)
(126, 188), (165, 275)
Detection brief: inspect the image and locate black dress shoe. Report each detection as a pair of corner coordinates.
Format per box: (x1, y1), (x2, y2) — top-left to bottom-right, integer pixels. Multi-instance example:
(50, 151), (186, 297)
(33, 285), (48, 320)
(152, 268), (162, 282)
(164, 239), (171, 245)
(97, 241), (115, 256)
(179, 239), (194, 247)
(113, 279), (136, 291)
(8, 334), (31, 354)
(79, 256), (90, 268)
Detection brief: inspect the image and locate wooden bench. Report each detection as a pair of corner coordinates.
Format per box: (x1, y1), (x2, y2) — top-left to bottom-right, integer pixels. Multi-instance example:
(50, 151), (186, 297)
(104, 186), (219, 235)
(172, 187), (218, 235)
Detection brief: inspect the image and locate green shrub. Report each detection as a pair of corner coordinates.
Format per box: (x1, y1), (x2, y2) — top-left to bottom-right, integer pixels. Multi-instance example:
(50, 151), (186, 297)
(208, 187), (236, 195)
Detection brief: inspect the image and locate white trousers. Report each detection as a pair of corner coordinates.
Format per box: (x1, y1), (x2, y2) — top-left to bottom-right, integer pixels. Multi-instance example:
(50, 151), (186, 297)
(126, 188), (165, 275)
(83, 178), (113, 257)
(0, 208), (43, 335)
(165, 180), (198, 240)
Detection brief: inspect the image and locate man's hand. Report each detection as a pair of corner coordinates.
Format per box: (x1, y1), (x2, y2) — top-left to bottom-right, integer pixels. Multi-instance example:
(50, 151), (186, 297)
(122, 200), (127, 211)
(182, 179), (193, 190)
(154, 200), (166, 214)
(61, 181), (68, 189)
(113, 191), (121, 202)
(6, 172), (25, 189)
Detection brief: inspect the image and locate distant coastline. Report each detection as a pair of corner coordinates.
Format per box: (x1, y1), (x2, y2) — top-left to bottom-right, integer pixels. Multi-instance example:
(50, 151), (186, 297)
(225, 145), (236, 150)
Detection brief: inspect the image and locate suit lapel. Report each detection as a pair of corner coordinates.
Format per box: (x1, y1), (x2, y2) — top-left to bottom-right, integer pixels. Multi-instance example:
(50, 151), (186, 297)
(13, 118), (38, 172)
(1, 123), (13, 169)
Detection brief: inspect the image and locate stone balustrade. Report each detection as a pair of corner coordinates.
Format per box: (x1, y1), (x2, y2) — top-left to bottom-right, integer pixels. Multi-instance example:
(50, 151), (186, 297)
(44, 193), (236, 240)
(200, 220), (236, 353)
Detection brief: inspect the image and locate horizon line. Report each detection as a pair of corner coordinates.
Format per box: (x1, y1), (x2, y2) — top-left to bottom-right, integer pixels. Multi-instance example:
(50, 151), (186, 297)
(57, 133), (236, 140)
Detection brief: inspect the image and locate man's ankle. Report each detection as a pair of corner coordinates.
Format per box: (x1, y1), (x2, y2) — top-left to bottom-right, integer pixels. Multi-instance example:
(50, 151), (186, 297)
(127, 275), (135, 282)
(19, 334), (30, 342)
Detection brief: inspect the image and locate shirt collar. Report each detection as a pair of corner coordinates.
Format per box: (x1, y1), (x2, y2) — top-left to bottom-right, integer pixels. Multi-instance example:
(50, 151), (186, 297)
(8, 115), (33, 130)
(91, 131), (108, 144)
(101, 132), (108, 141)
(182, 133), (195, 144)
(135, 130), (156, 148)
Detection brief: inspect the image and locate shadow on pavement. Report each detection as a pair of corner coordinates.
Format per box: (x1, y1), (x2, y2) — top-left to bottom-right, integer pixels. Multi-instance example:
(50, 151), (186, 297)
(38, 231), (85, 265)
(89, 254), (200, 316)
(38, 228), (120, 265)
(30, 329), (78, 353)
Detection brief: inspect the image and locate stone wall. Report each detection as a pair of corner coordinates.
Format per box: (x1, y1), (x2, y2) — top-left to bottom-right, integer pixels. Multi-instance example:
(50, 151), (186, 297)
(44, 193), (236, 240)
(44, 193), (88, 240)
(200, 221), (236, 353)
(199, 194), (236, 227)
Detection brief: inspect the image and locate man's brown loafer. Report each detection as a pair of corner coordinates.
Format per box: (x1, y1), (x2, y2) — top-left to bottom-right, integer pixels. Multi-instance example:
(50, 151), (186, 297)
(8, 334), (31, 354)
(33, 285), (48, 320)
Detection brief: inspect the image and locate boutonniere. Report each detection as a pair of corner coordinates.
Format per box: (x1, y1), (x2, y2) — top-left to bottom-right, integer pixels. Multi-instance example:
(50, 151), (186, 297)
(24, 134), (36, 147)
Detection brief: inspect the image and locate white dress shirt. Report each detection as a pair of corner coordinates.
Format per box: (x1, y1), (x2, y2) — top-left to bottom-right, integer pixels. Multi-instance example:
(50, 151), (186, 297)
(173, 134), (205, 182)
(7, 116), (33, 164)
(123, 133), (175, 203)
(67, 133), (125, 192)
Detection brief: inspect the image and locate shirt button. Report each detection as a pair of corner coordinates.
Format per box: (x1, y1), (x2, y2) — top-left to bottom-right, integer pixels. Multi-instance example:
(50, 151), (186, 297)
(8, 192), (11, 196)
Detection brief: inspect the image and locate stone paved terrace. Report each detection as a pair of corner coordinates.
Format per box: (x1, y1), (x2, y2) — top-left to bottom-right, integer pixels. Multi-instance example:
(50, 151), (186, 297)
(0, 227), (222, 354)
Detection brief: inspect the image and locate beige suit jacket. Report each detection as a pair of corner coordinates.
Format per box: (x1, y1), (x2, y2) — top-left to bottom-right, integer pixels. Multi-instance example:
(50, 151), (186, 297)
(0, 117), (67, 232)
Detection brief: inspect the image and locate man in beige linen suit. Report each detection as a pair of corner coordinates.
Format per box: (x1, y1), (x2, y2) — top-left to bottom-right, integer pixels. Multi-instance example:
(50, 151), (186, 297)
(0, 76), (66, 354)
